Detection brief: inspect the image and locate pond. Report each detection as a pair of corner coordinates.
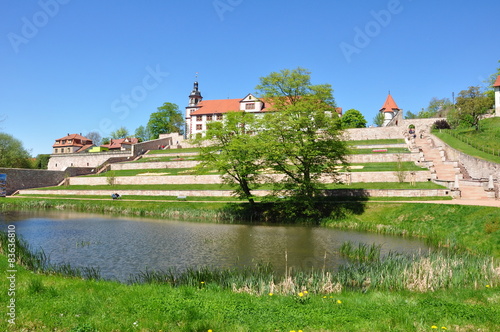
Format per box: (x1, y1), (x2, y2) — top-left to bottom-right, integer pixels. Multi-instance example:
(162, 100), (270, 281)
(0, 210), (431, 282)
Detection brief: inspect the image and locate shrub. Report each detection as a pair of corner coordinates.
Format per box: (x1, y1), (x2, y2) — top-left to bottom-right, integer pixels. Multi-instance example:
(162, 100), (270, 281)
(433, 119), (451, 130)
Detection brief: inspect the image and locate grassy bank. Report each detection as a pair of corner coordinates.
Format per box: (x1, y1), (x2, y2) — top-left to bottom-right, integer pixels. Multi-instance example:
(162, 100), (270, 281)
(0, 254), (498, 331)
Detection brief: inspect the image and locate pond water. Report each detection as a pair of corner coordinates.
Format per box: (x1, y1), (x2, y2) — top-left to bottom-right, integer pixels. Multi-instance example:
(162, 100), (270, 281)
(0, 210), (431, 282)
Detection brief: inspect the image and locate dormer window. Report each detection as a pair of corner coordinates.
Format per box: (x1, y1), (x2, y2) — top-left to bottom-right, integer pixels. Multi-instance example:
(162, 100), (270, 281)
(245, 103), (255, 110)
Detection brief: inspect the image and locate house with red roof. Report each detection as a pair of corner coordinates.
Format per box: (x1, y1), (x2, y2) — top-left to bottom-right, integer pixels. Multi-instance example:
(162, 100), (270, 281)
(379, 93), (401, 126)
(52, 134), (94, 154)
(494, 75), (500, 116)
(100, 137), (139, 151)
(184, 81), (342, 138)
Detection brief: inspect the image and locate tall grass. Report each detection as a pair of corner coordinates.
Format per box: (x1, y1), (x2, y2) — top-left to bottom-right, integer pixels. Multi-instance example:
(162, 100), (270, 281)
(131, 249), (499, 295)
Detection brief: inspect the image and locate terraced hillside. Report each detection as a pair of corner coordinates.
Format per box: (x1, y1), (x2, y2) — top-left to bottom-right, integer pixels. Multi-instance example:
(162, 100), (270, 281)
(18, 138), (455, 201)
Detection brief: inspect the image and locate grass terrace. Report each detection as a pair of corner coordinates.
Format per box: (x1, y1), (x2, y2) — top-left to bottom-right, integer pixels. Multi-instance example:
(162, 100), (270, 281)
(346, 139), (406, 146)
(348, 147), (410, 154)
(84, 168), (221, 177)
(146, 147), (201, 154)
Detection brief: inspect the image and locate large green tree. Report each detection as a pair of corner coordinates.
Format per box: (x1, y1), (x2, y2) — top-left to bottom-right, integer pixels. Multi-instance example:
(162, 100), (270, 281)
(256, 67), (348, 212)
(340, 109), (367, 128)
(195, 111), (264, 205)
(0, 132), (32, 168)
(448, 86), (493, 130)
(134, 125), (152, 142)
(147, 102), (184, 139)
(373, 112), (385, 127)
(110, 127), (129, 139)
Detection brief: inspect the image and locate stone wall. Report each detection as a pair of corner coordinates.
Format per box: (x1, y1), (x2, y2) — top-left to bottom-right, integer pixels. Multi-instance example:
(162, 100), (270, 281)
(131, 137), (182, 155)
(18, 188), (451, 198)
(69, 171), (432, 186)
(430, 134), (500, 180)
(47, 152), (132, 171)
(0, 167), (95, 195)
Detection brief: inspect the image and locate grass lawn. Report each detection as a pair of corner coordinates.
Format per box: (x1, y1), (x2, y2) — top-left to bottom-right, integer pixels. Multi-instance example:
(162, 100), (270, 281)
(349, 147), (410, 154)
(147, 147), (201, 154)
(131, 156), (200, 163)
(343, 162), (427, 172)
(85, 168), (221, 177)
(346, 139), (406, 146)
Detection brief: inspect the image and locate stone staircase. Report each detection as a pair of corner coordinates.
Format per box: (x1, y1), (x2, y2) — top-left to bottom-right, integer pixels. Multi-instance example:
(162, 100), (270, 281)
(415, 135), (495, 200)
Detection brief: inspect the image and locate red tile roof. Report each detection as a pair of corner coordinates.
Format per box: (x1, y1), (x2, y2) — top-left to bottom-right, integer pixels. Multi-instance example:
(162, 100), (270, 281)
(189, 98), (242, 115)
(380, 94), (400, 113)
(53, 133), (93, 148)
(493, 75), (500, 87)
(101, 138), (139, 149)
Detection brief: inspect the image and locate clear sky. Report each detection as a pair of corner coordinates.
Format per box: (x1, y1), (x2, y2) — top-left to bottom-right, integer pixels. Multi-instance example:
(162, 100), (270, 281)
(1, 0), (499, 156)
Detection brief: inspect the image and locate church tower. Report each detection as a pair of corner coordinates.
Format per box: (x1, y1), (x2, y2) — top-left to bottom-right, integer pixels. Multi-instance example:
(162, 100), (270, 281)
(185, 81), (203, 138)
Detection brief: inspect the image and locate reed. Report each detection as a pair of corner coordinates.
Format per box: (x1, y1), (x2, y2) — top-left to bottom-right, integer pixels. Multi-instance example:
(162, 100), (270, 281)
(131, 250), (499, 295)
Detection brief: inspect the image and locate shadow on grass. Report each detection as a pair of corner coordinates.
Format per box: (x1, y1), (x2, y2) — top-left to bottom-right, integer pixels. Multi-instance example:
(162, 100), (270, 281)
(220, 191), (369, 224)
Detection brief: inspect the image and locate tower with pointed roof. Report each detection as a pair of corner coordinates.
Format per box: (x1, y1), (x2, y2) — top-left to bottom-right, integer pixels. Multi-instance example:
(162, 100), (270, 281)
(494, 75), (500, 117)
(379, 93), (401, 126)
(185, 81), (203, 137)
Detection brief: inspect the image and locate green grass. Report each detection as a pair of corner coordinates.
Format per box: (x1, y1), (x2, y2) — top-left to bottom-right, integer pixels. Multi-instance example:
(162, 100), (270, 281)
(131, 156), (200, 163)
(147, 147), (201, 154)
(349, 148), (410, 154)
(0, 254), (498, 331)
(84, 168), (220, 177)
(343, 162), (427, 172)
(346, 139), (406, 146)
(433, 117), (500, 163)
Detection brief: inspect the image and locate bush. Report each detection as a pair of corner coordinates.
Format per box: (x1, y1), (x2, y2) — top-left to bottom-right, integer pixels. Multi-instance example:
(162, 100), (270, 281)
(433, 119), (451, 130)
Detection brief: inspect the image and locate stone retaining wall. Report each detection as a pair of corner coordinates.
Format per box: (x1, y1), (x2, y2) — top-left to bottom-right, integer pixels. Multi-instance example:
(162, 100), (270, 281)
(69, 171), (432, 186)
(348, 153), (418, 163)
(0, 167), (95, 195)
(18, 188), (451, 198)
(430, 134), (500, 180)
(48, 152), (132, 171)
(111, 160), (200, 170)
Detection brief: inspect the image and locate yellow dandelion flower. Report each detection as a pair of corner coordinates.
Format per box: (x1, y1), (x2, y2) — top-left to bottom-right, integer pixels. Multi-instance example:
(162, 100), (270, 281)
(323, 296), (327, 298)
(304, 291), (308, 294)
(441, 327), (447, 330)
(431, 326), (438, 329)
(269, 293), (273, 296)
(208, 330), (212, 332)
(201, 281), (205, 284)
(337, 300), (342, 304)
(299, 330), (304, 332)
(486, 285), (490, 288)
(298, 292), (304, 297)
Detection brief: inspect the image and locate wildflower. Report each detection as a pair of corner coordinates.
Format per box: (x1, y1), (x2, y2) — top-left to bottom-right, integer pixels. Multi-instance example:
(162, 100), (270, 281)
(441, 327), (447, 330)
(298, 292), (304, 297)
(208, 330), (213, 332)
(133, 321), (138, 327)
(323, 296), (327, 298)
(303, 291), (308, 294)
(431, 326), (437, 329)
(486, 285), (490, 288)
(201, 281), (205, 284)
(337, 300), (342, 304)
(269, 293), (273, 296)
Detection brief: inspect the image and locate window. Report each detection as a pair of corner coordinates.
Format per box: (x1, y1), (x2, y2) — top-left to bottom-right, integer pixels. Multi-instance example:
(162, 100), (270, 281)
(245, 103), (255, 110)
(207, 115), (213, 121)
(196, 115), (202, 121)
(196, 124), (202, 130)
(55, 149), (58, 153)
(217, 114), (223, 121)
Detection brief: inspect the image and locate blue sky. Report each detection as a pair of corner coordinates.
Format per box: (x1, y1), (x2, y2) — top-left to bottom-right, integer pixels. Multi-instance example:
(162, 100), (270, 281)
(1, 0), (499, 156)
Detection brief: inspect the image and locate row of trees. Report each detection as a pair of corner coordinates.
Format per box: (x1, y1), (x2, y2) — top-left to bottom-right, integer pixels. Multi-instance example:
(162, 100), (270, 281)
(404, 60), (499, 131)
(195, 68), (350, 217)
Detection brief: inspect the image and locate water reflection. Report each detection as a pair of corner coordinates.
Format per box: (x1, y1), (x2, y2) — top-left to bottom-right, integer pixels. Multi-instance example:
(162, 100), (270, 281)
(0, 211), (430, 282)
